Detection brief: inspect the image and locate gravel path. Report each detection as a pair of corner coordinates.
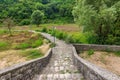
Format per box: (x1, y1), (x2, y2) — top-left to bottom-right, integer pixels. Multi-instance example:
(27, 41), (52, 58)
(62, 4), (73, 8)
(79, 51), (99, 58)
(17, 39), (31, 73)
(33, 33), (84, 80)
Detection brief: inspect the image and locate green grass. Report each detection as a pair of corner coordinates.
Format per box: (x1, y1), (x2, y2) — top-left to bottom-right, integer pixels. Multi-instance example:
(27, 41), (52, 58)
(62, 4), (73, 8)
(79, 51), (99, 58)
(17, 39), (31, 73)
(87, 49), (94, 56)
(31, 39), (43, 48)
(115, 51), (120, 56)
(40, 28), (88, 44)
(21, 50), (44, 59)
(15, 39), (43, 49)
(15, 43), (31, 49)
(0, 41), (9, 50)
(0, 30), (9, 35)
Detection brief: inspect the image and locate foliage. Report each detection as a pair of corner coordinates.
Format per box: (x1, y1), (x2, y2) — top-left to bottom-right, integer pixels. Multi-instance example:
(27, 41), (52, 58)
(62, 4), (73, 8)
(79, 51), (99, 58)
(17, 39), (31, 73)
(41, 27), (48, 32)
(73, 0), (120, 45)
(31, 10), (44, 26)
(19, 19), (30, 25)
(38, 28), (89, 44)
(0, 0), (75, 25)
(87, 49), (94, 56)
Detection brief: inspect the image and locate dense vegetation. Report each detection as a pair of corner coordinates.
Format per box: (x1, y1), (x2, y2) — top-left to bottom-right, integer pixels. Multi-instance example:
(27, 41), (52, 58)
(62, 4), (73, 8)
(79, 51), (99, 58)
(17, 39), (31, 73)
(0, 0), (74, 25)
(0, 0), (119, 45)
(73, 0), (120, 45)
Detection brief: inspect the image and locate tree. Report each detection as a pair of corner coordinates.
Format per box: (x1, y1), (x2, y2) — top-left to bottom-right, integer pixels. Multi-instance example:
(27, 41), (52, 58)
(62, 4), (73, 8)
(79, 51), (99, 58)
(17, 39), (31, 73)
(3, 18), (14, 36)
(31, 10), (44, 27)
(73, 0), (120, 45)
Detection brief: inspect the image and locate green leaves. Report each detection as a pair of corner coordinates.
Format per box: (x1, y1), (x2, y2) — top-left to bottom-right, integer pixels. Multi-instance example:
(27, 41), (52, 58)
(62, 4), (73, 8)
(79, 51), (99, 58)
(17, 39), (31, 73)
(73, 0), (120, 45)
(31, 10), (44, 26)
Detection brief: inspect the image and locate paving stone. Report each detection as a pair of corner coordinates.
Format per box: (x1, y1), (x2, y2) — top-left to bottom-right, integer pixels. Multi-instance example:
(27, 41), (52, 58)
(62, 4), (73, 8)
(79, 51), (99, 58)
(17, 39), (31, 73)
(32, 33), (84, 80)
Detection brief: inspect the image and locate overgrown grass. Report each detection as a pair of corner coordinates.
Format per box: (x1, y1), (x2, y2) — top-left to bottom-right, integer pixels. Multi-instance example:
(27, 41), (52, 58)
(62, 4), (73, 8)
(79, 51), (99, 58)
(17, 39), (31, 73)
(39, 28), (90, 44)
(31, 39), (43, 48)
(15, 43), (31, 49)
(15, 39), (43, 49)
(0, 30), (9, 35)
(21, 50), (44, 59)
(0, 41), (9, 50)
(0, 31), (44, 50)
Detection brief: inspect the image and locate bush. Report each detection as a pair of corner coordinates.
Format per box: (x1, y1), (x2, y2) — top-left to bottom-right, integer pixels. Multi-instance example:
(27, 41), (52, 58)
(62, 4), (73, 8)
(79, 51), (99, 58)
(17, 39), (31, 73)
(65, 35), (74, 43)
(41, 27), (48, 32)
(87, 49), (94, 56)
(55, 31), (64, 39)
(47, 29), (53, 34)
(19, 19), (30, 25)
(71, 33), (88, 43)
(85, 32), (97, 44)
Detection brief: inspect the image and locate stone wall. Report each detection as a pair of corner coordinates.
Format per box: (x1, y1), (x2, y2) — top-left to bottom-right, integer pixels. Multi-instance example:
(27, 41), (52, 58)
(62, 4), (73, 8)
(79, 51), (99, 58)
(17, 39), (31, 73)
(74, 44), (120, 52)
(0, 49), (52, 80)
(72, 44), (120, 80)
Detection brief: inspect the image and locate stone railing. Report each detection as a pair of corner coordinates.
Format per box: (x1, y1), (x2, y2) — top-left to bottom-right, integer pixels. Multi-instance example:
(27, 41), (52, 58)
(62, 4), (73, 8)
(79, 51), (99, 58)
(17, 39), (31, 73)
(72, 44), (120, 80)
(0, 49), (52, 80)
(74, 44), (120, 52)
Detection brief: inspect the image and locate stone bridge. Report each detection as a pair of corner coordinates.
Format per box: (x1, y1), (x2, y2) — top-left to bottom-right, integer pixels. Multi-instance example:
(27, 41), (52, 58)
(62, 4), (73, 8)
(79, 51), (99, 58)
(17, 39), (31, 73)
(0, 31), (120, 80)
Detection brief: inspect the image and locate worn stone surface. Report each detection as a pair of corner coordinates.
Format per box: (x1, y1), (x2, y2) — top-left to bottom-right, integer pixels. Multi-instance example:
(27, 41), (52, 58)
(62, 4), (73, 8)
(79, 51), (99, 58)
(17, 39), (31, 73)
(33, 33), (84, 80)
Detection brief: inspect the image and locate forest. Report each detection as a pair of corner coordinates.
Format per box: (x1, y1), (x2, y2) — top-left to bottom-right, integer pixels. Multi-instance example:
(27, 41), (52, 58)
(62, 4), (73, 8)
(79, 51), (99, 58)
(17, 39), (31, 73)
(0, 0), (74, 25)
(0, 0), (120, 45)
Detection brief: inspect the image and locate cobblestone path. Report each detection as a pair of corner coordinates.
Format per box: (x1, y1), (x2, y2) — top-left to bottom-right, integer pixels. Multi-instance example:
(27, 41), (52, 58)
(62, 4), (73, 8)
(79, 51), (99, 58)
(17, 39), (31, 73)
(33, 33), (84, 80)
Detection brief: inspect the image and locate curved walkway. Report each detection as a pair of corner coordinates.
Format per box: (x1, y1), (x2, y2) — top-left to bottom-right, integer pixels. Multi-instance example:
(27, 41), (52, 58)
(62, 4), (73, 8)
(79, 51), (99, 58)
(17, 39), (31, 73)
(33, 33), (84, 80)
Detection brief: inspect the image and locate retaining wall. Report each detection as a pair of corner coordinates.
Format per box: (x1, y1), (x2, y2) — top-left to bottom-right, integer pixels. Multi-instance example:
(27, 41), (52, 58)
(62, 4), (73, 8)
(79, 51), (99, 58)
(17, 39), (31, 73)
(72, 44), (120, 80)
(0, 49), (52, 80)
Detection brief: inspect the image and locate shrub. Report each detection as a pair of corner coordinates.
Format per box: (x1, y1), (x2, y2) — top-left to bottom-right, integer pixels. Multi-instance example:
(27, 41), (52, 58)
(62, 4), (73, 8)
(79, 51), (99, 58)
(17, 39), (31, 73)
(56, 31), (64, 39)
(41, 27), (48, 32)
(47, 29), (53, 34)
(19, 19), (30, 25)
(65, 35), (74, 43)
(87, 49), (94, 56)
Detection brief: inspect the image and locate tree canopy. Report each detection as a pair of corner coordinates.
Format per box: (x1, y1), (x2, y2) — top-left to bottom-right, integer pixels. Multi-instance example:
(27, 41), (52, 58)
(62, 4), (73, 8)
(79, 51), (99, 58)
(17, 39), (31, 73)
(0, 0), (75, 25)
(31, 10), (44, 27)
(73, 0), (120, 45)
